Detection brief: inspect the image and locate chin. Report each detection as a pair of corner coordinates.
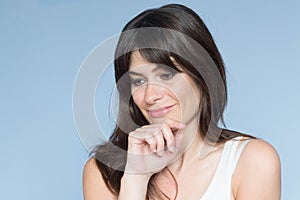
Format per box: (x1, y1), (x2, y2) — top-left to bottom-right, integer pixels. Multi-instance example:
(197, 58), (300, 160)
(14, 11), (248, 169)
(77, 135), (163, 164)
(148, 116), (182, 125)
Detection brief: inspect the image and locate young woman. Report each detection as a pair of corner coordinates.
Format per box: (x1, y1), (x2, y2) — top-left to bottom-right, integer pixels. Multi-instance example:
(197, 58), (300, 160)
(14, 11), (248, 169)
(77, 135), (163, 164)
(83, 4), (281, 200)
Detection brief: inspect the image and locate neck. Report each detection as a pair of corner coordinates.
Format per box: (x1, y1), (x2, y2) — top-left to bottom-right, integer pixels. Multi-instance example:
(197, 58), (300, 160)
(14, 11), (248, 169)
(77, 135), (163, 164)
(168, 117), (205, 172)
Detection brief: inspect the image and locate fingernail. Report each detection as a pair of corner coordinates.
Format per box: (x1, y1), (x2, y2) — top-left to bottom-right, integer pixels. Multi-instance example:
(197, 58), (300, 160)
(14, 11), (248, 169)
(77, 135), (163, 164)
(157, 150), (165, 157)
(169, 145), (175, 152)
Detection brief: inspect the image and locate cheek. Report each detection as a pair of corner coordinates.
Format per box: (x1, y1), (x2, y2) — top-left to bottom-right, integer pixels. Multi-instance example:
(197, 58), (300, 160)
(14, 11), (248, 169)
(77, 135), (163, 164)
(171, 76), (200, 106)
(131, 87), (144, 107)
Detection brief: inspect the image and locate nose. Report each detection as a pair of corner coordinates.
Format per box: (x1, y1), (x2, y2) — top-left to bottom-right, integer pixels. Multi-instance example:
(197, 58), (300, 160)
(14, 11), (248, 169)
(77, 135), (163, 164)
(144, 82), (164, 104)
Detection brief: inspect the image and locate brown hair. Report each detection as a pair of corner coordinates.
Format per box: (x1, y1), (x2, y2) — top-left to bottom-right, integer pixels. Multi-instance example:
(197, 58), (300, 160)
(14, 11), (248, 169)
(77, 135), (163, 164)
(91, 3), (254, 199)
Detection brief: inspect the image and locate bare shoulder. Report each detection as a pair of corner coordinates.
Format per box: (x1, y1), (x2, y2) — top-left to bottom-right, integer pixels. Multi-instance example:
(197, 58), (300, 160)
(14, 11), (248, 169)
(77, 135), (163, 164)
(241, 138), (281, 167)
(233, 138), (281, 200)
(83, 157), (117, 200)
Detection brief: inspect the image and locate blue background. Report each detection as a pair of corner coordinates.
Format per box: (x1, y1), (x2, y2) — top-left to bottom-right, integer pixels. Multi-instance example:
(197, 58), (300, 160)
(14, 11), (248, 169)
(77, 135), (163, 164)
(1, 0), (299, 199)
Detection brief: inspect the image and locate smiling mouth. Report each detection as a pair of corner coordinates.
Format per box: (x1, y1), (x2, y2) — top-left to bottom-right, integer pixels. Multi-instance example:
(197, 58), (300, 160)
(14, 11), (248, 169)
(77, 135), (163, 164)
(148, 105), (174, 118)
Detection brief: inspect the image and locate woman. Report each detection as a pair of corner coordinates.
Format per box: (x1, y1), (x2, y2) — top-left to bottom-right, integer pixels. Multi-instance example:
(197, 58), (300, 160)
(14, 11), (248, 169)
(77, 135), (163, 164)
(83, 4), (281, 200)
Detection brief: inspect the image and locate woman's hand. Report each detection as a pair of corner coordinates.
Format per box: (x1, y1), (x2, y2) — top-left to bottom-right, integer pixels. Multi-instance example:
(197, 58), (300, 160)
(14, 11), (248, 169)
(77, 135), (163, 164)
(125, 118), (186, 176)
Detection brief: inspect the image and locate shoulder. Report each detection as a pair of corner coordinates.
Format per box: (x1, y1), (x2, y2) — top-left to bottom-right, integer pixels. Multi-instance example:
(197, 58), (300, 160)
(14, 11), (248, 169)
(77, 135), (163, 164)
(238, 138), (281, 172)
(84, 157), (97, 172)
(83, 157), (117, 200)
(238, 138), (280, 166)
(83, 157), (102, 182)
(232, 138), (281, 199)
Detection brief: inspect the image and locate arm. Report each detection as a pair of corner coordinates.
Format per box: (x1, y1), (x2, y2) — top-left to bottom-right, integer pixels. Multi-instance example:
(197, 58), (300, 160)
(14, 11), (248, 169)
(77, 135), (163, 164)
(233, 139), (281, 200)
(83, 157), (150, 200)
(83, 119), (184, 200)
(83, 157), (117, 200)
(118, 174), (150, 200)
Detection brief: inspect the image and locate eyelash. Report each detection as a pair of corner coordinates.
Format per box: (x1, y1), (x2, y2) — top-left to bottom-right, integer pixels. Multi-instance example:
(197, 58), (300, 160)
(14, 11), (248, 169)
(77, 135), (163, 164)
(130, 71), (177, 87)
(160, 71), (175, 80)
(131, 79), (145, 86)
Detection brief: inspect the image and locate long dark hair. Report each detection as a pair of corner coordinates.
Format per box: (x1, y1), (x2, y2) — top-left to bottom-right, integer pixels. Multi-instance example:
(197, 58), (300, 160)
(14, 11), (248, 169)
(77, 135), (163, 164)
(91, 3), (254, 199)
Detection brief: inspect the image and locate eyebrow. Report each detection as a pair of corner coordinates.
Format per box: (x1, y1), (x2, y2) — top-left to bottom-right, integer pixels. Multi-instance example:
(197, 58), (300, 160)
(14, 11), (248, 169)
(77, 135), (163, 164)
(128, 65), (170, 76)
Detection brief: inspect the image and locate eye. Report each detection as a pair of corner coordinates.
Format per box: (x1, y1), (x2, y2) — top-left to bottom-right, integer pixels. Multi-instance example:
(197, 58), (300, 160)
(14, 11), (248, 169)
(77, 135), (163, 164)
(160, 71), (176, 80)
(131, 78), (145, 86)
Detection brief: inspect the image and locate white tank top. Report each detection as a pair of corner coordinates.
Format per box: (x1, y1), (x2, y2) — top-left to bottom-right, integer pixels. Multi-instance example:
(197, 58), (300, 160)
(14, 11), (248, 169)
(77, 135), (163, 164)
(200, 137), (252, 200)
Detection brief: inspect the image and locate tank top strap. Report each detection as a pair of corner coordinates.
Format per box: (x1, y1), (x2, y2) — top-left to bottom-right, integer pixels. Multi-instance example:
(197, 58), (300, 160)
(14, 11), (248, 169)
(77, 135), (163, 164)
(200, 136), (250, 200)
(226, 136), (252, 175)
(200, 136), (252, 200)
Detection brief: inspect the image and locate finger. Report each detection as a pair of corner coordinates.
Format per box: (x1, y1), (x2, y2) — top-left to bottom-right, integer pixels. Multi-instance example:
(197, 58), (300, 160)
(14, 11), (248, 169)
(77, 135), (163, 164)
(142, 124), (175, 154)
(164, 118), (186, 130)
(143, 136), (157, 153)
(129, 130), (157, 153)
(135, 126), (166, 156)
(154, 130), (165, 156)
(161, 123), (176, 152)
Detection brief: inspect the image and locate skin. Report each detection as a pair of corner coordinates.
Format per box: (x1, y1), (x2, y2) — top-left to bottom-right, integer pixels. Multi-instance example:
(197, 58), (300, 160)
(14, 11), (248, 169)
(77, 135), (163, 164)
(83, 51), (281, 200)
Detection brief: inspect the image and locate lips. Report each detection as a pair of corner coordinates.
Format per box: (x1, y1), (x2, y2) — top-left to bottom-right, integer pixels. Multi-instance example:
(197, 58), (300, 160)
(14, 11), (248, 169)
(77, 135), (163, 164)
(148, 105), (174, 118)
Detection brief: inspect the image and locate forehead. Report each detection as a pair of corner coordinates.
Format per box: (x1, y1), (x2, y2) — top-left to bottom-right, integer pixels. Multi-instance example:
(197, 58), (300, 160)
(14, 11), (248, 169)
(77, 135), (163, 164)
(129, 51), (155, 71)
(129, 51), (182, 74)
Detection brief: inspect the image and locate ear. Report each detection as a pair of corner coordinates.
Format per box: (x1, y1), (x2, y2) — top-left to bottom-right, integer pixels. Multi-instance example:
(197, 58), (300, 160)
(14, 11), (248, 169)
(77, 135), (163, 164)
(169, 56), (184, 71)
(169, 56), (176, 62)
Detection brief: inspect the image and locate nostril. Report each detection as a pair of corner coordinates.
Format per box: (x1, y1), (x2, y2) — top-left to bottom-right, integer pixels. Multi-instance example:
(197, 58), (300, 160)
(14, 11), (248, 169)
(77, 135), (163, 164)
(144, 84), (164, 104)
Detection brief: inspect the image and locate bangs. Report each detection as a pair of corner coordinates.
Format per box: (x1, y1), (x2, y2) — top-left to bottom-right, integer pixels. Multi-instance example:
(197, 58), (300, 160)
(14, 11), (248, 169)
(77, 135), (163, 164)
(137, 48), (183, 72)
(115, 27), (187, 76)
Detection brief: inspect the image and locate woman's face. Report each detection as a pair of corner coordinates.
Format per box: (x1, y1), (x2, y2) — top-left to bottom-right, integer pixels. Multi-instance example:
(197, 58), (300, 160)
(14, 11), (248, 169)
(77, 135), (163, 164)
(128, 51), (201, 125)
